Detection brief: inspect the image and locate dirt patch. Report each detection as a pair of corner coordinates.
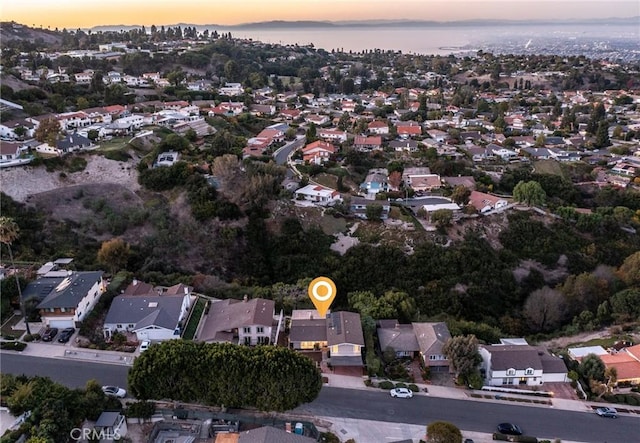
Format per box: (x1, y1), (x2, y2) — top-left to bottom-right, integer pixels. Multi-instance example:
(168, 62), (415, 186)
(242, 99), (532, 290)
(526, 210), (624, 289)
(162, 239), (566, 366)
(1, 155), (140, 203)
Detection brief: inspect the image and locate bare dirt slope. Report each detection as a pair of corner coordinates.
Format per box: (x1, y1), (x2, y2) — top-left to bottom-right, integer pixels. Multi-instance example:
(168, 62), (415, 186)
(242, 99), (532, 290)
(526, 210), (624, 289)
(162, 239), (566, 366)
(1, 156), (140, 203)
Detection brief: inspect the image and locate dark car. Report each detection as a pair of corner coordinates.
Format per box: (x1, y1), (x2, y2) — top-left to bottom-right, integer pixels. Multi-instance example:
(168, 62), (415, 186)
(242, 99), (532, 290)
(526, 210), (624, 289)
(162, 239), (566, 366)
(41, 328), (59, 342)
(497, 423), (522, 436)
(57, 327), (75, 343)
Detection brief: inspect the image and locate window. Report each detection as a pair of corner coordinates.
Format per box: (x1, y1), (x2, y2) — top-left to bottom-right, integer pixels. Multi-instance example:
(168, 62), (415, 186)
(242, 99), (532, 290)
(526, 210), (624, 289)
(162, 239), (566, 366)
(507, 368), (516, 376)
(244, 337), (251, 345)
(243, 327), (251, 334)
(128, 324), (135, 329)
(256, 326), (264, 334)
(61, 308), (66, 312)
(116, 324), (122, 329)
(525, 368), (534, 375)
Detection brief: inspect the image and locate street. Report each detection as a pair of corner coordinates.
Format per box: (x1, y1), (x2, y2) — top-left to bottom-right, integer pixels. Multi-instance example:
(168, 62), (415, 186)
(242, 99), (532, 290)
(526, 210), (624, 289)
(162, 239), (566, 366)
(273, 136), (305, 165)
(1, 353), (638, 442)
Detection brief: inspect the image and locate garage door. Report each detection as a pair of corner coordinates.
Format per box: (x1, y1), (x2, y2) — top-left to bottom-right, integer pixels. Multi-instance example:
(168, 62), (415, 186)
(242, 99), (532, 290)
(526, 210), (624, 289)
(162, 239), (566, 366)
(47, 319), (74, 329)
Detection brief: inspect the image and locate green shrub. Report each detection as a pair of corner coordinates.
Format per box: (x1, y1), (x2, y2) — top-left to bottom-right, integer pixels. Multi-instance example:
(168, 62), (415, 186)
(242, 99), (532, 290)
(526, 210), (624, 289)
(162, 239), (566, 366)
(104, 149), (132, 162)
(513, 436), (539, 443)
(364, 379), (373, 387)
(492, 433), (509, 441)
(378, 381), (394, 390)
(2, 335), (15, 340)
(408, 384), (419, 392)
(320, 432), (341, 443)
(67, 156), (87, 173)
(0, 341), (27, 351)
(23, 334), (34, 342)
(395, 382), (407, 389)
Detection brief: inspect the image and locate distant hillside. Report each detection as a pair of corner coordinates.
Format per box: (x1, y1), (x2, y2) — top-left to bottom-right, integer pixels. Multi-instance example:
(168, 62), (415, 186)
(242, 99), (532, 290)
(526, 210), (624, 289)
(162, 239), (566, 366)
(0, 21), (61, 45)
(87, 16), (640, 32)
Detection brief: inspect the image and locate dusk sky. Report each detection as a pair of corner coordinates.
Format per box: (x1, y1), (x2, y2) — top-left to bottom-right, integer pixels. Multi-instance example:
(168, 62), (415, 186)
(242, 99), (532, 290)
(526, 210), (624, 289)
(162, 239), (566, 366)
(3, 0), (639, 29)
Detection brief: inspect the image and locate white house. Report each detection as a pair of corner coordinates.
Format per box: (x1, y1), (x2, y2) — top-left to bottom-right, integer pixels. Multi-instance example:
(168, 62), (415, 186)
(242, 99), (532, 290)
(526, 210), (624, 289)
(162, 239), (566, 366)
(219, 82), (244, 96)
(479, 339), (568, 386)
(294, 184), (342, 205)
(35, 271), (106, 328)
(327, 311), (365, 368)
(103, 283), (192, 342)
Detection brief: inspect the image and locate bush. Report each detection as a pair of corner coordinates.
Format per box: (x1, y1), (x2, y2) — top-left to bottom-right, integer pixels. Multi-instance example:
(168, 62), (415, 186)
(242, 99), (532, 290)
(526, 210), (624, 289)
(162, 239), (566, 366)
(408, 384), (419, 392)
(125, 401), (156, 419)
(378, 381), (394, 390)
(395, 382), (407, 389)
(320, 432), (341, 443)
(23, 334), (34, 342)
(493, 433), (509, 441)
(0, 341), (27, 351)
(364, 379), (373, 387)
(512, 436), (539, 443)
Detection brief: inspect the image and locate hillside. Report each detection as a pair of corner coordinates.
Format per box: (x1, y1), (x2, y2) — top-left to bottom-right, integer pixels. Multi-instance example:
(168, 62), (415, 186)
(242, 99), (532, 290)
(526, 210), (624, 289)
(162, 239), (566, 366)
(0, 21), (62, 45)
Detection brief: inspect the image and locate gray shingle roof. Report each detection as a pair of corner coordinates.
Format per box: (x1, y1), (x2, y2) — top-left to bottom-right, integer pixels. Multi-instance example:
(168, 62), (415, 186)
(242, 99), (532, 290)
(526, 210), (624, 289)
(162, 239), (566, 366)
(289, 319), (327, 342)
(36, 271), (103, 309)
(412, 322), (451, 356)
(326, 311), (364, 346)
(198, 298), (275, 342)
(238, 426), (316, 443)
(104, 295), (184, 330)
(377, 324), (420, 353)
(483, 344), (564, 371)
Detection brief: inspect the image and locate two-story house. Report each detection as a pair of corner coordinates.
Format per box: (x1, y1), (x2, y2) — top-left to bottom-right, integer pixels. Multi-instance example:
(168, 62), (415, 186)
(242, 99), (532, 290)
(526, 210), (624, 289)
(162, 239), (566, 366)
(479, 339), (568, 386)
(32, 271), (106, 329)
(197, 296), (282, 345)
(327, 311), (365, 368)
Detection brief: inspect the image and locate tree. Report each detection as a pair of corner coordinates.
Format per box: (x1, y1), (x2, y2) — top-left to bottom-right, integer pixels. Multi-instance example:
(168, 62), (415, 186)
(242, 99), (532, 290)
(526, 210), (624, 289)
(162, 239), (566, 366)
(426, 421), (463, 443)
(0, 217), (30, 334)
(431, 209), (453, 228)
(365, 204), (384, 221)
(388, 171), (402, 191)
(34, 116), (61, 146)
(513, 180), (546, 206)
(617, 251), (640, 286)
(594, 121), (611, 148)
(442, 335), (482, 382)
(579, 353), (605, 382)
(97, 238), (130, 275)
(450, 185), (470, 205)
(128, 340), (322, 412)
(76, 96), (89, 110)
(523, 286), (566, 332)
(306, 122), (317, 144)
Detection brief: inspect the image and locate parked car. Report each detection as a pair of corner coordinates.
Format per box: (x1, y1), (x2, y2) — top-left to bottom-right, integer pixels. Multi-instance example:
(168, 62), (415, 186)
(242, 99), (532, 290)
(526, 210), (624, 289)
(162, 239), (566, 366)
(41, 328), (59, 342)
(102, 386), (127, 398)
(390, 387), (413, 398)
(496, 423), (522, 436)
(57, 327), (75, 343)
(595, 407), (618, 418)
(139, 340), (151, 352)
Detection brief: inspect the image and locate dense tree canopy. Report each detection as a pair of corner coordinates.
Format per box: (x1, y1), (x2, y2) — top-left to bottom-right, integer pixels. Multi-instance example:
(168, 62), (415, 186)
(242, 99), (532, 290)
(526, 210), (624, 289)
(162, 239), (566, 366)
(128, 340), (322, 411)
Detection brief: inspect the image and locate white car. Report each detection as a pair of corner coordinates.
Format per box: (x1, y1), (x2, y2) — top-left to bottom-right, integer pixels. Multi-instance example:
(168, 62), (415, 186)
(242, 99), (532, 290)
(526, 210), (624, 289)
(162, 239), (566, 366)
(595, 407), (618, 418)
(390, 387), (413, 398)
(139, 340), (151, 352)
(102, 386), (127, 398)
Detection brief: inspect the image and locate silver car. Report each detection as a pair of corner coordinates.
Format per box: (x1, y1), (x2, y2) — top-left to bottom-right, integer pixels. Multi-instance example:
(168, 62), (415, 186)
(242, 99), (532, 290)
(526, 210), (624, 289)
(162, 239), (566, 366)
(390, 387), (413, 398)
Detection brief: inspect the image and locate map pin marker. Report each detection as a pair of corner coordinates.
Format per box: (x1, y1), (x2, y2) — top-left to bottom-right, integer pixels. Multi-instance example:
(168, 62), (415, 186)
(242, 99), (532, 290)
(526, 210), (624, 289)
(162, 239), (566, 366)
(308, 277), (337, 318)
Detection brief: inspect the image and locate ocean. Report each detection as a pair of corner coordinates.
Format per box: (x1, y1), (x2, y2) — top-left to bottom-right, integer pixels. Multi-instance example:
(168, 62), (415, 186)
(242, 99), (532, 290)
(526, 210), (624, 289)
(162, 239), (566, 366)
(211, 23), (640, 58)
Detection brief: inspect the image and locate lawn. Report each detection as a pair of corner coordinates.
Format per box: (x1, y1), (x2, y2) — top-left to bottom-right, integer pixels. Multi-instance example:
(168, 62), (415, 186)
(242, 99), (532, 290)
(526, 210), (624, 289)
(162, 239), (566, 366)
(1, 314), (25, 338)
(566, 335), (636, 349)
(182, 297), (206, 340)
(533, 159), (565, 176)
(96, 137), (130, 152)
(295, 207), (348, 235)
(313, 173), (339, 189)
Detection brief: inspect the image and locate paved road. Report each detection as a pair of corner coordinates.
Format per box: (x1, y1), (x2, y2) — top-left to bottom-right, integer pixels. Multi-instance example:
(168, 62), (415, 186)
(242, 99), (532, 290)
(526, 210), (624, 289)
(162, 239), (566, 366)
(2, 354), (637, 443)
(1, 353), (129, 389)
(295, 387), (637, 443)
(273, 136), (305, 165)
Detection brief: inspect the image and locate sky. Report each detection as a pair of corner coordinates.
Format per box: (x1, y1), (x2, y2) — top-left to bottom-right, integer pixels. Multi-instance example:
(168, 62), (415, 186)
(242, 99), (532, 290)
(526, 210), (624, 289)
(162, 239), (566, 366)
(3, 0), (639, 29)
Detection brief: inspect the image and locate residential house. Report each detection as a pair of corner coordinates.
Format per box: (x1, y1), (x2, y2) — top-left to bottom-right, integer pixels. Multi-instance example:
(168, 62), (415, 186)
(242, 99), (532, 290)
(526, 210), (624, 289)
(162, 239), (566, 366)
(57, 111), (92, 130)
(301, 140), (336, 164)
(396, 121), (422, 138)
(280, 109), (302, 120)
(288, 309), (328, 351)
(94, 412), (127, 442)
(465, 145), (496, 162)
(389, 139), (419, 153)
(360, 168), (389, 196)
(368, 120), (389, 135)
(349, 197), (391, 220)
(33, 271), (106, 328)
(569, 344), (640, 384)
(103, 283), (192, 341)
(612, 161), (637, 177)
(479, 339), (568, 386)
(294, 184), (342, 206)
(249, 104), (277, 116)
(468, 191), (509, 213)
(413, 322), (451, 372)
(489, 143), (517, 161)
(219, 82), (244, 96)
(327, 311), (365, 368)
(377, 320), (420, 359)
(197, 297), (281, 345)
(426, 129), (448, 143)
(0, 118), (37, 140)
(57, 133), (92, 153)
(237, 425), (317, 443)
(305, 114), (330, 126)
(317, 128), (348, 143)
(403, 167), (441, 192)
(353, 135), (383, 152)
(73, 70), (94, 84)
(0, 142), (23, 162)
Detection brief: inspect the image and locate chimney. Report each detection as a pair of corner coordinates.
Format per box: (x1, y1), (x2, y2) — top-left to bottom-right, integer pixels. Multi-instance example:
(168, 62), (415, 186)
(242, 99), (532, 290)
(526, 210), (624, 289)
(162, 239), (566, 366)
(184, 286), (189, 295)
(133, 278), (138, 286)
(243, 294), (248, 303)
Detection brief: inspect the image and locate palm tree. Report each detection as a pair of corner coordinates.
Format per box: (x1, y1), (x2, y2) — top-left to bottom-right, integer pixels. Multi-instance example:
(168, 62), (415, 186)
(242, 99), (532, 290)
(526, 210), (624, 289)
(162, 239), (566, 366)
(0, 217), (31, 335)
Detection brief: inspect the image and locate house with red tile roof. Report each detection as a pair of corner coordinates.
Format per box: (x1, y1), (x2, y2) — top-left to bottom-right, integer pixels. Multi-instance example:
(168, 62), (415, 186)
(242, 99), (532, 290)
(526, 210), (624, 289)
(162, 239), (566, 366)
(301, 140), (336, 164)
(368, 120), (389, 135)
(353, 135), (383, 152)
(469, 191), (509, 213)
(396, 121), (422, 138)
